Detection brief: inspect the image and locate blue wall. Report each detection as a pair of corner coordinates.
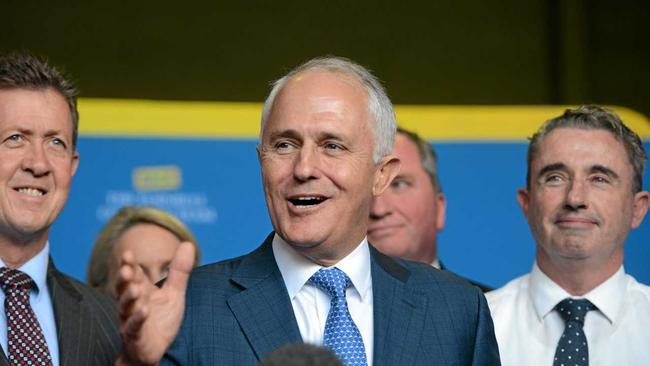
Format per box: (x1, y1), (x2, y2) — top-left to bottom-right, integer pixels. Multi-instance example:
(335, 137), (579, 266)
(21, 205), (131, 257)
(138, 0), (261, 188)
(50, 137), (650, 288)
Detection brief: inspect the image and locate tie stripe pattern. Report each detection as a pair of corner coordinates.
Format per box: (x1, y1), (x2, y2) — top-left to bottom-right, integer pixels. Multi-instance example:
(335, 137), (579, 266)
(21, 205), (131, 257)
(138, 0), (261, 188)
(553, 298), (596, 366)
(309, 267), (367, 366)
(0, 267), (53, 366)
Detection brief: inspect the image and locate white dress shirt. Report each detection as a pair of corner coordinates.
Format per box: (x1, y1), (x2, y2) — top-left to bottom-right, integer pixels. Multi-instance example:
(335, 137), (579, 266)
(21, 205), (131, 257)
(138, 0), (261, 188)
(486, 262), (650, 366)
(0, 242), (59, 366)
(273, 234), (374, 365)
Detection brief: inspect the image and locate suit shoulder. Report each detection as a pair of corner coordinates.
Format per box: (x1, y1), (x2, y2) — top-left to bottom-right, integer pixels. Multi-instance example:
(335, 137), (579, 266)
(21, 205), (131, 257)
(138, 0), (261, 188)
(50, 270), (117, 314)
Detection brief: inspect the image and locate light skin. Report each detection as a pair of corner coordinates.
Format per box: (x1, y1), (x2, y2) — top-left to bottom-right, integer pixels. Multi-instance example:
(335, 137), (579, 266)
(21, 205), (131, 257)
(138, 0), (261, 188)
(115, 69), (399, 364)
(0, 88), (79, 268)
(517, 128), (649, 295)
(368, 133), (446, 264)
(107, 223), (183, 296)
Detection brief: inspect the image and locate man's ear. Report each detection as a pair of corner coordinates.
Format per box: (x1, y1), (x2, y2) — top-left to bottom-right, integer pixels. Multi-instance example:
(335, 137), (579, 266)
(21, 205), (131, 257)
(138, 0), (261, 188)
(372, 155), (400, 196)
(435, 193), (447, 231)
(517, 188), (530, 218)
(71, 151), (80, 176)
(630, 191), (650, 229)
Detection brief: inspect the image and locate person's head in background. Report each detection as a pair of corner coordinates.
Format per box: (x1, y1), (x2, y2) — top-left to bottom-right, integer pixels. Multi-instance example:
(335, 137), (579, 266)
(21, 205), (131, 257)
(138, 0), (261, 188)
(258, 343), (344, 366)
(87, 206), (200, 297)
(368, 127), (446, 265)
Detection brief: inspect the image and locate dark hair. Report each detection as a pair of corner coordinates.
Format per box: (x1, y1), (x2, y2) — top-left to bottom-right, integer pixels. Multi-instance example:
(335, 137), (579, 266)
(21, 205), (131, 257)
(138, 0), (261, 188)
(527, 105), (647, 192)
(0, 51), (79, 149)
(259, 343), (344, 366)
(397, 127), (443, 193)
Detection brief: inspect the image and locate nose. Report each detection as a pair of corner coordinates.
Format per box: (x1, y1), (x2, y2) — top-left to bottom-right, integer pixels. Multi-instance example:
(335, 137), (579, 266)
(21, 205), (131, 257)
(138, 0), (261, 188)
(21, 144), (51, 177)
(370, 191), (393, 220)
(293, 145), (320, 182)
(564, 179), (588, 210)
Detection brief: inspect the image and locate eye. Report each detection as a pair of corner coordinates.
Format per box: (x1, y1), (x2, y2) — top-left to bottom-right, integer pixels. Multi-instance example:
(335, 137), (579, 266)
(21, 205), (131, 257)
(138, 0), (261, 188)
(545, 174), (564, 183)
(4, 134), (24, 146)
(591, 175), (610, 184)
(50, 138), (67, 149)
(272, 140), (296, 154)
(390, 178), (411, 189)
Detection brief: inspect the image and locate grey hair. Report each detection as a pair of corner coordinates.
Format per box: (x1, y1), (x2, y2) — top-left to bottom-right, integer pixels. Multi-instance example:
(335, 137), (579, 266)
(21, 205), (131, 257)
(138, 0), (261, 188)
(260, 56), (396, 163)
(527, 105), (647, 193)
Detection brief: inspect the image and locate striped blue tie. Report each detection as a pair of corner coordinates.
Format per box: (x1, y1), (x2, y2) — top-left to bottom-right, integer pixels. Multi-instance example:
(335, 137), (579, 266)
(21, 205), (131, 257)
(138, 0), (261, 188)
(309, 267), (367, 366)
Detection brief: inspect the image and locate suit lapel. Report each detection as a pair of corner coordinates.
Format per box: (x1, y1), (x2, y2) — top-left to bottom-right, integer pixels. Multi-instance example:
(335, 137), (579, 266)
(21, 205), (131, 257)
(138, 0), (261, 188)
(371, 247), (428, 366)
(47, 260), (96, 366)
(227, 234), (302, 360)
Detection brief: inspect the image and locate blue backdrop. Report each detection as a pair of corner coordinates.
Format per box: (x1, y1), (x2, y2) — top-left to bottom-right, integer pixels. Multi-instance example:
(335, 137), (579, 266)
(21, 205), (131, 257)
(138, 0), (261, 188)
(50, 137), (650, 288)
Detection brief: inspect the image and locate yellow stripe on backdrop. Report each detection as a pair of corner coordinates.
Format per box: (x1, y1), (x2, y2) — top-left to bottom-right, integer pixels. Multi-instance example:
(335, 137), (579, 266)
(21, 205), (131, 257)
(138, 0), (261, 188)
(78, 98), (650, 140)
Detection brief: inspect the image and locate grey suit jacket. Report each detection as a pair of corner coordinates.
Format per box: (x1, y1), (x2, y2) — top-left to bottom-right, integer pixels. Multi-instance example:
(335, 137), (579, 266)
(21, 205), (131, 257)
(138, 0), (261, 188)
(163, 233), (500, 365)
(0, 260), (121, 366)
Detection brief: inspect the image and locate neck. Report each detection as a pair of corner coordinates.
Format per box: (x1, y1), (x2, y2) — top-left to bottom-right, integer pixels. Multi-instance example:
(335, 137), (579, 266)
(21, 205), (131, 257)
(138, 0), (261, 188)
(0, 231), (48, 269)
(536, 249), (622, 296)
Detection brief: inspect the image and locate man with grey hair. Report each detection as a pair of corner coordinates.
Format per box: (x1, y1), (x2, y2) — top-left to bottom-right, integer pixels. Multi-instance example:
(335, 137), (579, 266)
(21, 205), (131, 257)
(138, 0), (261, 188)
(116, 56), (500, 366)
(486, 106), (650, 365)
(369, 127), (491, 292)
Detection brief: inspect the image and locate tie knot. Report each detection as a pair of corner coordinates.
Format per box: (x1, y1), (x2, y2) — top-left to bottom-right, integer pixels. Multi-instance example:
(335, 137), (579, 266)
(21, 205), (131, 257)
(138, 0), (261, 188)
(555, 298), (596, 325)
(309, 267), (351, 299)
(0, 267), (34, 292)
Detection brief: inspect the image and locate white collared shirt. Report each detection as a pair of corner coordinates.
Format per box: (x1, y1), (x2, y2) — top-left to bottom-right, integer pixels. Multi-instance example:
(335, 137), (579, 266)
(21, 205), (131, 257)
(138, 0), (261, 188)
(0, 242), (59, 366)
(273, 234), (374, 365)
(486, 262), (650, 366)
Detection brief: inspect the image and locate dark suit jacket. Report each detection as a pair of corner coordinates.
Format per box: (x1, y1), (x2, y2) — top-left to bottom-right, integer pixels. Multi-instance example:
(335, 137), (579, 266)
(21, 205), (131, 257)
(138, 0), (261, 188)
(439, 261), (493, 293)
(0, 260), (121, 366)
(163, 234), (500, 365)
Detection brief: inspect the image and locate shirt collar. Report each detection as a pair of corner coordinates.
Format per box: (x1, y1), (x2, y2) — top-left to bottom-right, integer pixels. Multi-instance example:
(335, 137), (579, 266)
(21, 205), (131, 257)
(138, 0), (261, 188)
(272, 233), (372, 301)
(0, 242), (50, 296)
(529, 261), (626, 325)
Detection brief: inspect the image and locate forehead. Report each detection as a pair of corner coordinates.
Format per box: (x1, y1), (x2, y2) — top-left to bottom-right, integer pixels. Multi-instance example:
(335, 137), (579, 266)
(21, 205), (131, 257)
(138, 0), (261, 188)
(262, 70), (371, 136)
(533, 128), (631, 173)
(0, 87), (72, 134)
(394, 134), (424, 172)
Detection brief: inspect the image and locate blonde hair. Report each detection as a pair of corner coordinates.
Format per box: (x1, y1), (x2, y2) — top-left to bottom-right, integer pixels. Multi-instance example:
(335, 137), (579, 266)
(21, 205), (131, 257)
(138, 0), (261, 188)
(86, 206), (200, 293)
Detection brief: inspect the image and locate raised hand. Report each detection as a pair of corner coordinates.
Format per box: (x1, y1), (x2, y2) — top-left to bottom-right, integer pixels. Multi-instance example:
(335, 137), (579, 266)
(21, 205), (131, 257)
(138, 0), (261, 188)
(115, 241), (195, 366)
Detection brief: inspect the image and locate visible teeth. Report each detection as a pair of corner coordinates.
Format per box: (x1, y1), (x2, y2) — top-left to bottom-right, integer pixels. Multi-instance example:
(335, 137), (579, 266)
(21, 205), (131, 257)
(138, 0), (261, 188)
(291, 196), (325, 206)
(18, 188), (44, 196)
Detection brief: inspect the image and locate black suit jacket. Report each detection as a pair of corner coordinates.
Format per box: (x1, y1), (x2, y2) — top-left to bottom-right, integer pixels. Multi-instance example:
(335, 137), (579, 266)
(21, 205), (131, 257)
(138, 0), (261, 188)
(0, 260), (121, 366)
(163, 233), (500, 365)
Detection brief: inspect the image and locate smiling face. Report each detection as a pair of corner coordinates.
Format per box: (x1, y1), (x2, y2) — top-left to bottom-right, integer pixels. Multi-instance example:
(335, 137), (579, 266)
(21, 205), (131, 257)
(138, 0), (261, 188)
(258, 70), (398, 265)
(0, 88), (79, 245)
(368, 133), (446, 263)
(518, 128), (649, 277)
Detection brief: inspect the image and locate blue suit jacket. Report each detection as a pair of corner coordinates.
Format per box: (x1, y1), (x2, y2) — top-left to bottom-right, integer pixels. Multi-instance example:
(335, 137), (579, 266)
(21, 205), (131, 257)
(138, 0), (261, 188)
(163, 234), (500, 365)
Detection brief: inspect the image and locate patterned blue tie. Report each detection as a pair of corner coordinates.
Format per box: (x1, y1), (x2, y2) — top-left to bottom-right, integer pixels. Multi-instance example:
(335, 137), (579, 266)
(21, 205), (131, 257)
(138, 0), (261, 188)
(309, 267), (368, 366)
(553, 298), (596, 366)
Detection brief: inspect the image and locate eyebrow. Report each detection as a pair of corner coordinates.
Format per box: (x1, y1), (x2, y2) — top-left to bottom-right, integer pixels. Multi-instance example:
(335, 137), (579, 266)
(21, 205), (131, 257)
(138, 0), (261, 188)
(537, 162), (620, 181)
(590, 164), (619, 180)
(536, 163), (567, 180)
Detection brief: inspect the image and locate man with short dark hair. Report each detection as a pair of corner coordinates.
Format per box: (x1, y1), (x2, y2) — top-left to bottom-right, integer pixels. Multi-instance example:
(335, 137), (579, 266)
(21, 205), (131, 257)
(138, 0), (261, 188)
(487, 106), (650, 365)
(369, 127), (491, 291)
(117, 56), (500, 366)
(0, 52), (120, 365)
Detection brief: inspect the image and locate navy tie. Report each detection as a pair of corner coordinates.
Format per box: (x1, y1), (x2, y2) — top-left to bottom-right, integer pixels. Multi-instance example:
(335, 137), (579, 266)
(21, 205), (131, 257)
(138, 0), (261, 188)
(309, 267), (367, 366)
(553, 298), (596, 366)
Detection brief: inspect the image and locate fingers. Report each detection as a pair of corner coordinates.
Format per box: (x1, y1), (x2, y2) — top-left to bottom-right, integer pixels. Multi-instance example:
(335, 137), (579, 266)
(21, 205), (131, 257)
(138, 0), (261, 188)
(165, 241), (195, 294)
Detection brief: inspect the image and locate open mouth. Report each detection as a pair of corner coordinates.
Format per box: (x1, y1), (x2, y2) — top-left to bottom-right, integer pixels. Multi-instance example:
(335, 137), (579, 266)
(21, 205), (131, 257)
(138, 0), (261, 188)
(15, 187), (46, 197)
(288, 196), (328, 207)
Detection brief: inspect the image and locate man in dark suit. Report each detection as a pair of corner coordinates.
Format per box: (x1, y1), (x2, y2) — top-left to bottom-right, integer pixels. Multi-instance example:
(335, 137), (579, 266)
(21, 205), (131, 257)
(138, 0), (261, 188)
(0, 52), (120, 365)
(117, 57), (500, 366)
(369, 128), (492, 292)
